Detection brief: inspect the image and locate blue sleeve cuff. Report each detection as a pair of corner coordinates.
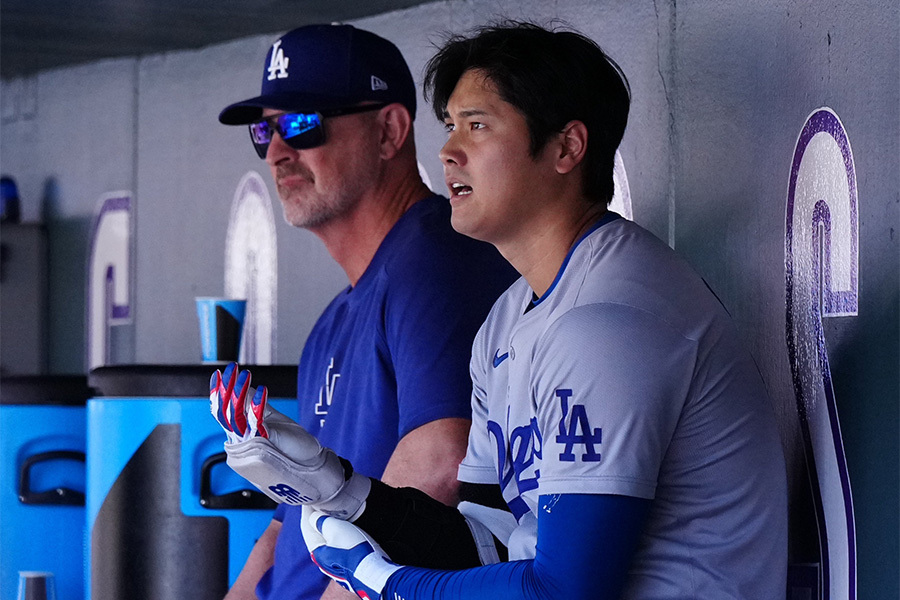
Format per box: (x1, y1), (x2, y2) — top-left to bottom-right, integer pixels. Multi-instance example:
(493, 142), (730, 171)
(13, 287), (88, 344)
(383, 494), (650, 600)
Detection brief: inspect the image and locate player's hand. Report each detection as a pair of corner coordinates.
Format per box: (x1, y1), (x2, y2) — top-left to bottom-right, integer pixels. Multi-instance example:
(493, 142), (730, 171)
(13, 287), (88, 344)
(209, 362), (261, 443)
(302, 507), (401, 600)
(209, 363), (370, 518)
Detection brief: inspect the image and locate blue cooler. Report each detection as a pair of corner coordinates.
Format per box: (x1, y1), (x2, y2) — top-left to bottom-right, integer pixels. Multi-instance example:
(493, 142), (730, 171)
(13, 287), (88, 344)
(86, 365), (297, 600)
(0, 376), (92, 600)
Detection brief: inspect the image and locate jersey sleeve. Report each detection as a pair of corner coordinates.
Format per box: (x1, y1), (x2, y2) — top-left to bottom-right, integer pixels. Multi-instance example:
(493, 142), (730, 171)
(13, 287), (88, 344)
(531, 303), (697, 499)
(383, 230), (513, 439)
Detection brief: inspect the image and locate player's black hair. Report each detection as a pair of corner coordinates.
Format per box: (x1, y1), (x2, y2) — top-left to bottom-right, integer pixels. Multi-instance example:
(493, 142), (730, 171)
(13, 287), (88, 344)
(423, 21), (631, 206)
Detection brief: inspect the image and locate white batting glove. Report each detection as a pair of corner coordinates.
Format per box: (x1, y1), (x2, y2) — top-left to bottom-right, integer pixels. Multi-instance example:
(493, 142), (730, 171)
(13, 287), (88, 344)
(302, 506), (402, 600)
(209, 363), (370, 518)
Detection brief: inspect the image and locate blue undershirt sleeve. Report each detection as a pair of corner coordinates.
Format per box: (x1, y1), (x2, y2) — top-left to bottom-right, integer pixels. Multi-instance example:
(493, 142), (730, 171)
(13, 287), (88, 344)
(383, 493), (650, 600)
(272, 502), (286, 522)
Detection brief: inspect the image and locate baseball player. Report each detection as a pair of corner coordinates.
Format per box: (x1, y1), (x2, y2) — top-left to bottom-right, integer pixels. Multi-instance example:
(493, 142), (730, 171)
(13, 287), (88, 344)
(212, 21), (788, 600)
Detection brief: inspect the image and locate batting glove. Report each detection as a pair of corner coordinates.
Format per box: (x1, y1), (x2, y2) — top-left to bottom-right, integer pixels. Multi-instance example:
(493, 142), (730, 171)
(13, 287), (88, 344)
(302, 506), (402, 600)
(209, 363), (370, 518)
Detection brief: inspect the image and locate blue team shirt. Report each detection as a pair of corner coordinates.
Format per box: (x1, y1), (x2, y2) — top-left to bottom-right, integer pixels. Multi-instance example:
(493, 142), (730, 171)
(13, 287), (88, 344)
(256, 195), (517, 600)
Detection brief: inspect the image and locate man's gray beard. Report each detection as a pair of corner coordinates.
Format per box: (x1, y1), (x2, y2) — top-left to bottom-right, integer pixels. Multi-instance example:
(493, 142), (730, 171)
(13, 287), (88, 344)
(280, 189), (356, 230)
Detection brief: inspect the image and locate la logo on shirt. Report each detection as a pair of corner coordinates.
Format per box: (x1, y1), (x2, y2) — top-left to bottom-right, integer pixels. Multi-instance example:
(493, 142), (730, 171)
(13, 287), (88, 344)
(315, 357), (340, 427)
(555, 389), (602, 462)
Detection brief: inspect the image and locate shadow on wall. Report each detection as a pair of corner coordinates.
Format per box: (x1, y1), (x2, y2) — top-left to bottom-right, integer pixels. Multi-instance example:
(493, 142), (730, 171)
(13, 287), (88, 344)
(823, 283), (900, 583)
(42, 178), (92, 374)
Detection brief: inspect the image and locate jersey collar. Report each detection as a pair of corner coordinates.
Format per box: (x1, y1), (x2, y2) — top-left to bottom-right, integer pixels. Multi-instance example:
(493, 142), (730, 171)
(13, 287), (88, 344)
(530, 211), (622, 308)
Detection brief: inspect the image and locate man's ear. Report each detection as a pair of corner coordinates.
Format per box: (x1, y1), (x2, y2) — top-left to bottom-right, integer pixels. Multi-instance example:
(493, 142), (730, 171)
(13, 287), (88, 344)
(555, 120), (588, 175)
(378, 103), (413, 160)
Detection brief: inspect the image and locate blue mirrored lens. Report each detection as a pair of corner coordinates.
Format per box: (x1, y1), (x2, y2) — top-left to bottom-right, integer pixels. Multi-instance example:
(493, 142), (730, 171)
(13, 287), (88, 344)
(247, 112), (326, 159)
(278, 113), (321, 140)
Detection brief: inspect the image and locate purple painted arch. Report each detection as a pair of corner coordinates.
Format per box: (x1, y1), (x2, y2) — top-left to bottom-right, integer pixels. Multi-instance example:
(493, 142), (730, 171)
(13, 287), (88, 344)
(786, 108), (859, 316)
(784, 107), (858, 600)
(87, 193), (132, 370)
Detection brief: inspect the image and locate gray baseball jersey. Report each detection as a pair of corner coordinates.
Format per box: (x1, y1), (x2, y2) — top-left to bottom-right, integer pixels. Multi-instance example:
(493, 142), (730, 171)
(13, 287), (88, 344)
(458, 213), (788, 598)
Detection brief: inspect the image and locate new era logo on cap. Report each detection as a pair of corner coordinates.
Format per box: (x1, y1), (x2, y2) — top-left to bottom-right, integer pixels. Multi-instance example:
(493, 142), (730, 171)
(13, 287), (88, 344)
(371, 76), (388, 92)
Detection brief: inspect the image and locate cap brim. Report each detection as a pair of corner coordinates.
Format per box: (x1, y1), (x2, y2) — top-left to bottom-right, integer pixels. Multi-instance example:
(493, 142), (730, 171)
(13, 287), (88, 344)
(218, 92), (355, 125)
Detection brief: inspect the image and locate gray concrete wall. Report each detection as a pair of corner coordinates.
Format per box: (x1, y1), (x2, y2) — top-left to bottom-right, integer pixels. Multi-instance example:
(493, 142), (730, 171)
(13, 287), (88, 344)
(0, 0), (897, 596)
(671, 5), (898, 598)
(132, 36), (347, 365)
(1, 58), (137, 372)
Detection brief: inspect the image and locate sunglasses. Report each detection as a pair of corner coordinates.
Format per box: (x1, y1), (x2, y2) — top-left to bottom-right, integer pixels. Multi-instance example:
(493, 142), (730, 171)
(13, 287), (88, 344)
(248, 103), (388, 159)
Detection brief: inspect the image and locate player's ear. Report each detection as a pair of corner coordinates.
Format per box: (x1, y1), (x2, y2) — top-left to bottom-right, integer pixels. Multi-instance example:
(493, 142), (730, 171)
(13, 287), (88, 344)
(377, 103), (413, 160)
(555, 120), (588, 175)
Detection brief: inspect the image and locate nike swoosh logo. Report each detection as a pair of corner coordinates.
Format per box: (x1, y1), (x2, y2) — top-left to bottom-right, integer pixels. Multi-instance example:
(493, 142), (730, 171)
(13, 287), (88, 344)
(492, 349), (509, 368)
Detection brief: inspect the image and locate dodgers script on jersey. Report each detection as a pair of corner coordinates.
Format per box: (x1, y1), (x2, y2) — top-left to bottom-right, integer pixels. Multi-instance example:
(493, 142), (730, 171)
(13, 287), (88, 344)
(458, 213), (788, 598)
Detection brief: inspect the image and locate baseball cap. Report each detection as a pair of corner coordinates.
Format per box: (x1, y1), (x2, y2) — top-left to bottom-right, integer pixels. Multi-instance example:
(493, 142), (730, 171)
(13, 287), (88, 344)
(219, 24), (416, 125)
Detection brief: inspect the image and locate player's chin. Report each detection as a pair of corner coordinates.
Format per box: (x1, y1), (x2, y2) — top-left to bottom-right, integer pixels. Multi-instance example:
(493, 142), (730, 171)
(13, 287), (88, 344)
(449, 208), (490, 243)
(448, 203), (473, 234)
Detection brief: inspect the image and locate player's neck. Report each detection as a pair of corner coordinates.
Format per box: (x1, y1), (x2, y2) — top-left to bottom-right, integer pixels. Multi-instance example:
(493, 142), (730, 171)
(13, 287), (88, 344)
(312, 174), (431, 286)
(504, 201), (607, 299)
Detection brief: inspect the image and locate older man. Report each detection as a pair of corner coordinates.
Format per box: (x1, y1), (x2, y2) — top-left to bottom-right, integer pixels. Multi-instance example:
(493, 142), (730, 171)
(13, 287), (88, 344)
(214, 23), (515, 600)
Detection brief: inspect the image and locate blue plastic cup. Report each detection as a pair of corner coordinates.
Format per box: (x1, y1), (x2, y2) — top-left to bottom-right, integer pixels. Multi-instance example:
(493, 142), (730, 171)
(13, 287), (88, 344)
(17, 571), (56, 600)
(195, 298), (246, 364)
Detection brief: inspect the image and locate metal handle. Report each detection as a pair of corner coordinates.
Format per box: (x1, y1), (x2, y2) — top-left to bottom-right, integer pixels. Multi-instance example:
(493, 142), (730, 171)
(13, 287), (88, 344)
(18, 450), (86, 505)
(199, 452), (276, 510)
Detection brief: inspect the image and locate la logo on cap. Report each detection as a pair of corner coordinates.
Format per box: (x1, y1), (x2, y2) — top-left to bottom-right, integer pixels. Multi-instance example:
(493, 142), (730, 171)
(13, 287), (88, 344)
(268, 40), (290, 81)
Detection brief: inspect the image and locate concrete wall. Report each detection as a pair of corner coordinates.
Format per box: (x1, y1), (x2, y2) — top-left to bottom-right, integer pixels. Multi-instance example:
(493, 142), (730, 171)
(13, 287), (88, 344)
(1, 0), (896, 596)
(671, 5), (898, 599)
(1, 59), (137, 371)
